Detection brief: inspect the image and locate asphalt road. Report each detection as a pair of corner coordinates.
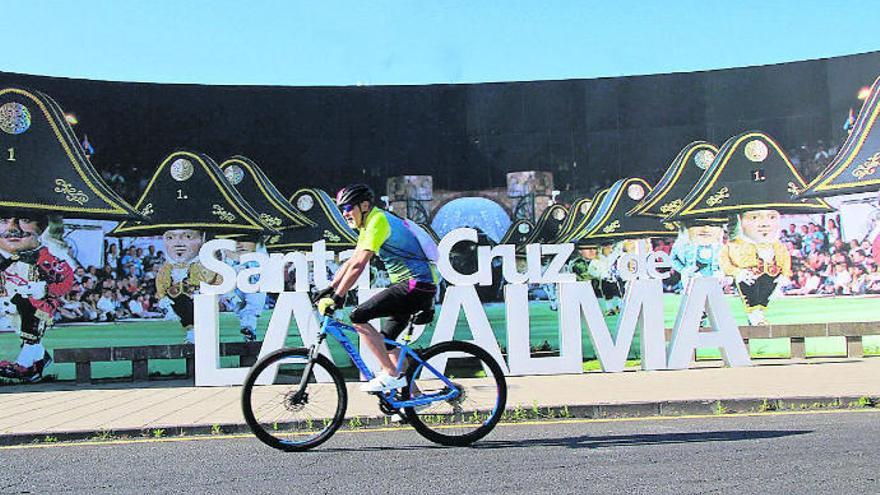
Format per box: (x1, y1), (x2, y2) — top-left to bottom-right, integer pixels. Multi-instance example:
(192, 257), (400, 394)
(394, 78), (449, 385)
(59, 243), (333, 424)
(1, 410), (878, 494)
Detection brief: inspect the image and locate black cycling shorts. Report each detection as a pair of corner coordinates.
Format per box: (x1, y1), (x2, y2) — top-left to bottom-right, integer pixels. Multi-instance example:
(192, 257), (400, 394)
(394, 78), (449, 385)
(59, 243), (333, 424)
(349, 280), (436, 349)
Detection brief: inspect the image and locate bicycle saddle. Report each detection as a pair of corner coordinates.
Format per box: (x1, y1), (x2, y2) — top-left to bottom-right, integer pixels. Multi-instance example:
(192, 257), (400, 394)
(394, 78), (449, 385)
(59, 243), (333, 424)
(412, 309), (435, 325)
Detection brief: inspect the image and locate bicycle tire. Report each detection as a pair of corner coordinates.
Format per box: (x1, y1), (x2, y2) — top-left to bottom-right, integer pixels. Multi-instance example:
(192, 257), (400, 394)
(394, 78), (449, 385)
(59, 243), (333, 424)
(241, 347), (347, 452)
(402, 340), (507, 446)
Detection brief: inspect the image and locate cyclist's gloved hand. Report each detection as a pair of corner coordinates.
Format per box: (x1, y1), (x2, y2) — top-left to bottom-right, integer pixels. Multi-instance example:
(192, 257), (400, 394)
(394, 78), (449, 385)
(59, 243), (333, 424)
(317, 293), (346, 316)
(312, 286), (335, 304)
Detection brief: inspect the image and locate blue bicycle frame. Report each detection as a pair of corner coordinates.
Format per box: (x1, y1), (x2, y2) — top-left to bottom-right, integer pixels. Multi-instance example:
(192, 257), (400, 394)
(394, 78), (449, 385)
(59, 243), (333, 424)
(314, 315), (461, 409)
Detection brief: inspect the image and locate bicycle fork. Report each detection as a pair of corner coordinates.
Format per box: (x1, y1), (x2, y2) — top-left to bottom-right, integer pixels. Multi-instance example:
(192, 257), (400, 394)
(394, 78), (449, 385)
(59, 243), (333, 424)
(291, 334), (327, 400)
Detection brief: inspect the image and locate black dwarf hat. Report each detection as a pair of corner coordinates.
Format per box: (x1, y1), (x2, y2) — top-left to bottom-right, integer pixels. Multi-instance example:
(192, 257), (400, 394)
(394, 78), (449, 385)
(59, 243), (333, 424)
(799, 76), (880, 198)
(518, 204), (569, 250)
(630, 141), (719, 218)
(218, 156), (312, 248)
(579, 178), (678, 242)
(669, 131), (832, 220)
(285, 188), (359, 249)
(0, 86), (144, 220)
(499, 219), (535, 246)
(552, 192), (605, 245)
(110, 151), (274, 236)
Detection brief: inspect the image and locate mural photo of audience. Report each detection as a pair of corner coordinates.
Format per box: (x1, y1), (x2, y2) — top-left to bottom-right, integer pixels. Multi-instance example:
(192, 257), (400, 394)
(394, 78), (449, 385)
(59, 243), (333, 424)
(50, 241), (170, 325)
(781, 218), (880, 296)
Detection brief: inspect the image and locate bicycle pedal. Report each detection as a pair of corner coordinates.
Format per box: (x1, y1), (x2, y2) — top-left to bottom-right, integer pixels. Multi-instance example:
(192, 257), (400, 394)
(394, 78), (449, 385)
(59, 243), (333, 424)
(390, 412), (410, 424)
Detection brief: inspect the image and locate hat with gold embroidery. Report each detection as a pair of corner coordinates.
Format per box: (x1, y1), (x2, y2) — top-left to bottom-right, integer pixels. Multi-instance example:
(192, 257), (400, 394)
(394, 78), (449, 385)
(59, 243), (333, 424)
(499, 219), (535, 246)
(552, 191), (606, 245)
(110, 151), (274, 236)
(578, 178), (678, 242)
(630, 142), (720, 218)
(285, 188), (359, 249)
(520, 204), (569, 248)
(218, 155), (312, 248)
(0, 86), (144, 220)
(800, 76), (880, 198)
(669, 131), (833, 220)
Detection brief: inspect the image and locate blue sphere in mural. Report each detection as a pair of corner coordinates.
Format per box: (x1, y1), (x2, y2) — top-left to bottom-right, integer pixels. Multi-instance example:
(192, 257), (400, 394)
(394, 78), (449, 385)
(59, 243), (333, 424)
(431, 197), (511, 243)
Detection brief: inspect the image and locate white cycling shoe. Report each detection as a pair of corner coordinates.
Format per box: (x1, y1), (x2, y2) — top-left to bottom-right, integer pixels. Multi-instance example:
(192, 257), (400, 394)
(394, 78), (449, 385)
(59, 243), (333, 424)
(360, 372), (407, 393)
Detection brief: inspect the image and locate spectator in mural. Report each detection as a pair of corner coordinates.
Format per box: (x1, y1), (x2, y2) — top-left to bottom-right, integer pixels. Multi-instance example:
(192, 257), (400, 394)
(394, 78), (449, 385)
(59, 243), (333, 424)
(0, 216), (74, 381)
(670, 222), (725, 291)
(142, 245), (160, 272)
(105, 243), (120, 276)
(826, 218), (841, 246)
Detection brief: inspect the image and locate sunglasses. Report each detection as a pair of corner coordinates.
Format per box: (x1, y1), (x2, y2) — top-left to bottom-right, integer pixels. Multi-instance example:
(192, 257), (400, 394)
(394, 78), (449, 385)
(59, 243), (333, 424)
(340, 204), (355, 214)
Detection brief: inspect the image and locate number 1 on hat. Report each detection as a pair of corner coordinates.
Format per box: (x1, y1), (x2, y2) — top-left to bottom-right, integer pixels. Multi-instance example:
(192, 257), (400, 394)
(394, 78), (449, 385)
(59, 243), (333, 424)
(6, 148), (14, 162)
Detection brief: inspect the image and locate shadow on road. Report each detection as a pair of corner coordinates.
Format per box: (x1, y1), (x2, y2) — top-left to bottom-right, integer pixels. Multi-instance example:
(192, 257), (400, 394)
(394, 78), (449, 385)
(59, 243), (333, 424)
(474, 429), (812, 450)
(318, 429), (811, 453)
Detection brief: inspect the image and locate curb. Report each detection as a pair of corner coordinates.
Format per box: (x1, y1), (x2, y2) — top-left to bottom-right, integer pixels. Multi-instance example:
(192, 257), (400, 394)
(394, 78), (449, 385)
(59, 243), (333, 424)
(1, 395), (877, 447)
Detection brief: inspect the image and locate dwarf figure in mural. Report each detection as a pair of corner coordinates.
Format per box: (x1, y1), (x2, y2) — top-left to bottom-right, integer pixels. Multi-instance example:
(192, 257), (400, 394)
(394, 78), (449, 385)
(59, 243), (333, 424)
(568, 244), (600, 296)
(588, 242), (622, 315)
(669, 131), (832, 325)
(719, 210), (791, 325)
(220, 238), (267, 342)
(155, 228), (217, 343)
(111, 151), (273, 344)
(671, 222), (725, 292)
(0, 216), (74, 381)
(217, 156), (319, 340)
(0, 86), (144, 381)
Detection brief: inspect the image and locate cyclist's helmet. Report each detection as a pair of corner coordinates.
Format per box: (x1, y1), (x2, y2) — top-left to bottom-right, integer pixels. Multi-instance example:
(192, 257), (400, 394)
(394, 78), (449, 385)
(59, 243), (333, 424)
(335, 183), (374, 207)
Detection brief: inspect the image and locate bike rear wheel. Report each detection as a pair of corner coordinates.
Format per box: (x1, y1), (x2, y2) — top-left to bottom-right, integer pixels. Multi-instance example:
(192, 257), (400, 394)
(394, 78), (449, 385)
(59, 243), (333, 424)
(402, 340), (507, 446)
(241, 347), (347, 452)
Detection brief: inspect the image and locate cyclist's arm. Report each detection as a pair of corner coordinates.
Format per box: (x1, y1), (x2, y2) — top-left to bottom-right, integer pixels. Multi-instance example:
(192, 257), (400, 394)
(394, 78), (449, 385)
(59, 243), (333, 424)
(333, 249), (374, 296)
(332, 208), (389, 296)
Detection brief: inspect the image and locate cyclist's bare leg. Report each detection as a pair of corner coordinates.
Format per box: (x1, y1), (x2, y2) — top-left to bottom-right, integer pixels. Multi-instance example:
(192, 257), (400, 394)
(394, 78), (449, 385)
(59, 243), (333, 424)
(352, 322), (397, 376)
(388, 347), (424, 397)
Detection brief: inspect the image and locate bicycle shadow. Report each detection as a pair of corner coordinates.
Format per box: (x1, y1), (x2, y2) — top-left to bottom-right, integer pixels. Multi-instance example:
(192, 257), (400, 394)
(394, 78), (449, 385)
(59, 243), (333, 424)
(473, 429), (811, 450)
(319, 429), (810, 453)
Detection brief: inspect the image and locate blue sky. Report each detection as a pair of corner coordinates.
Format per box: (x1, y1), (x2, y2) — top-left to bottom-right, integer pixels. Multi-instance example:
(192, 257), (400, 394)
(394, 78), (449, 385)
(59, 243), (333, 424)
(3, 1), (877, 86)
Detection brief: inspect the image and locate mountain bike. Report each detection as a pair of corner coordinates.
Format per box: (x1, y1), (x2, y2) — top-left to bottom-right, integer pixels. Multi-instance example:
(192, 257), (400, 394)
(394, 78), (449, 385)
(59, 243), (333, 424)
(241, 310), (507, 451)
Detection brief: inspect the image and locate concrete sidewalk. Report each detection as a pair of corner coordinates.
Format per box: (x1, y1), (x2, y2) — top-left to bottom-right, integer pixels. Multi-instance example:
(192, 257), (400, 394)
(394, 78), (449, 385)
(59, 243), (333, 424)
(1, 358), (878, 444)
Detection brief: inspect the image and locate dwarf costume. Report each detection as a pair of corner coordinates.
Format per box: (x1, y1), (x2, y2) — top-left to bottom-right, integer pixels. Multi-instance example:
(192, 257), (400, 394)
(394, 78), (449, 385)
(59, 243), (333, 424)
(670, 131), (832, 325)
(111, 151), (274, 343)
(628, 141), (726, 291)
(218, 156), (311, 340)
(574, 178), (676, 315)
(587, 242), (622, 315)
(0, 86), (143, 381)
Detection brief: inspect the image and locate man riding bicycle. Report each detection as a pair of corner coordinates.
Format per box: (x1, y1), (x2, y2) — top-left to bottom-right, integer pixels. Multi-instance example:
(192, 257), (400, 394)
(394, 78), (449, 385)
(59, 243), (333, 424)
(316, 184), (438, 393)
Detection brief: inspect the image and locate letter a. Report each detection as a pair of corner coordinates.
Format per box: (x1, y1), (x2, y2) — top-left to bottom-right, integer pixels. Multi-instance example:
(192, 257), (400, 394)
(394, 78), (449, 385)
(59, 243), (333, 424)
(667, 277), (752, 369)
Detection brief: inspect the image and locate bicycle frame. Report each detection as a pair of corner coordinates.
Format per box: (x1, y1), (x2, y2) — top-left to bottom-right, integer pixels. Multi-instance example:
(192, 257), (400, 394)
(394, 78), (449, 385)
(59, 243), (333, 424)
(294, 315), (461, 410)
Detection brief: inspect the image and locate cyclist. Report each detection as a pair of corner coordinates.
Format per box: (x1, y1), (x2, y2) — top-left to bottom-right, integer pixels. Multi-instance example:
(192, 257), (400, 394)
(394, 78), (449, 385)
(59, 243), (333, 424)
(316, 184), (438, 393)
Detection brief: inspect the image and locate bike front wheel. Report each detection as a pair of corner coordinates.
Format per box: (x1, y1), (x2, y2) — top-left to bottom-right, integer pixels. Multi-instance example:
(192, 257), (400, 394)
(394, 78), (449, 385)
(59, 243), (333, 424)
(241, 347), (347, 452)
(402, 340), (507, 446)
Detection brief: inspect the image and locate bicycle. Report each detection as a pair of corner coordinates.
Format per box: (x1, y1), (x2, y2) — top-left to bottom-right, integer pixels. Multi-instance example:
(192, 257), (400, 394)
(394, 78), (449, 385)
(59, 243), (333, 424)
(240, 309), (508, 451)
